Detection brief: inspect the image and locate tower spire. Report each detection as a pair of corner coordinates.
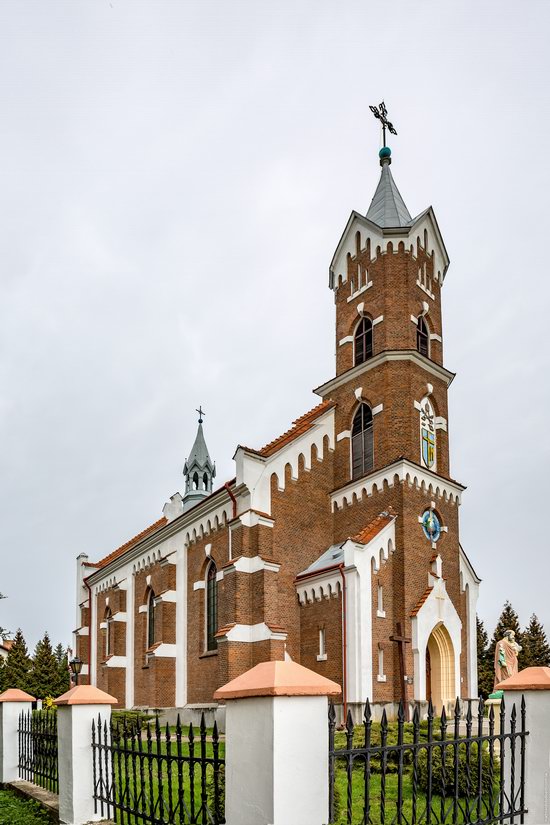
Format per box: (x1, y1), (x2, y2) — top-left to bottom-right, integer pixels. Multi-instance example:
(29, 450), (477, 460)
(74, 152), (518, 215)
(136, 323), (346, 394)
(366, 101), (411, 228)
(183, 408), (216, 513)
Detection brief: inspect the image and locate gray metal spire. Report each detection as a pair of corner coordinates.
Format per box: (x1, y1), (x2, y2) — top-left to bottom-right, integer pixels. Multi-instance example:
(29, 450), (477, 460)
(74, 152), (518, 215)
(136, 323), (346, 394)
(365, 151), (412, 228)
(183, 410), (216, 512)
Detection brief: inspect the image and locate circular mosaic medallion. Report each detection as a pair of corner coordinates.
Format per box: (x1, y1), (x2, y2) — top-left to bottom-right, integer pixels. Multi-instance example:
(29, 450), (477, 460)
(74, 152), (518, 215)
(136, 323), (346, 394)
(421, 510), (441, 542)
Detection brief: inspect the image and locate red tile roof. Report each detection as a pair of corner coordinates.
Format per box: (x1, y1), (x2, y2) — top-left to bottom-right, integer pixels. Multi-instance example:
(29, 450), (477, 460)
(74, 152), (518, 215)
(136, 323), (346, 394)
(352, 513), (394, 545)
(92, 517), (168, 570)
(410, 587), (433, 617)
(242, 400), (335, 458)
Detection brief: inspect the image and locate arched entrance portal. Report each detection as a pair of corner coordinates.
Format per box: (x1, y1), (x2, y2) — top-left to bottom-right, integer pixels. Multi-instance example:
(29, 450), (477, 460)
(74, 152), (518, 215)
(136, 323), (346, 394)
(426, 624), (455, 711)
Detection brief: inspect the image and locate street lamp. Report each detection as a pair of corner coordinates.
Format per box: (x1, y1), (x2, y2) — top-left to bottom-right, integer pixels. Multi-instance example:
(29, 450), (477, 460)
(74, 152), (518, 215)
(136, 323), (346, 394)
(69, 656), (83, 686)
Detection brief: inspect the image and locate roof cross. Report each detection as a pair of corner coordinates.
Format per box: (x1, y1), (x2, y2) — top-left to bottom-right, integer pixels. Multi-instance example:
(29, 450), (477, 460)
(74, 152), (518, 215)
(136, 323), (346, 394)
(369, 101), (397, 147)
(196, 406), (205, 424)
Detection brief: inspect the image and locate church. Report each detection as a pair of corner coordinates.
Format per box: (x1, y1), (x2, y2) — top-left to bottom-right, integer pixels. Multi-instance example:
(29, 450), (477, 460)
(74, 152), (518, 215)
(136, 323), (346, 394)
(73, 135), (480, 721)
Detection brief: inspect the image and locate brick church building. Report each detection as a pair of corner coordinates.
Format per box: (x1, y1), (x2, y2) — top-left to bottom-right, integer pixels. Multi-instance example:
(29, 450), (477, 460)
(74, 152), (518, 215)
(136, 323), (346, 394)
(73, 142), (480, 719)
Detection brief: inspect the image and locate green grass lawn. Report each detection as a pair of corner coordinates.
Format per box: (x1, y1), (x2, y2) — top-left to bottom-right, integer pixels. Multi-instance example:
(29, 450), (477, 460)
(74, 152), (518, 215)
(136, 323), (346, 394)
(0, 790), (53, 825)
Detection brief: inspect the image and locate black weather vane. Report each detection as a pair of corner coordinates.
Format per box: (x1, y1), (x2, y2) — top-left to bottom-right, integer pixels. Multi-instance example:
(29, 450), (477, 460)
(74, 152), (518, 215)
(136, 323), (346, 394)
(369, 101), (397, 147)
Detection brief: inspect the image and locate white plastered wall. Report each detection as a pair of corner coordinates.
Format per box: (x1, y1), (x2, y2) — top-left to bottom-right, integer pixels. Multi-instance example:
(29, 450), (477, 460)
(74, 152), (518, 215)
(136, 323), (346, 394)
(411, 578), (462, 703)
(459, 548), (480, 698)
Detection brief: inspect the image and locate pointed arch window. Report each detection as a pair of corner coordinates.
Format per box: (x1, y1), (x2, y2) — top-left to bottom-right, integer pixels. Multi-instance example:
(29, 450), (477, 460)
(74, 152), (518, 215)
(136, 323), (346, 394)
(351, 404), (374, 479)
(147, 590), (156, 650)
(354, 317), (373, 366)
(105, 608), (113, 658)
(417, 317), (429, 357)
(206, 562), (218, 652)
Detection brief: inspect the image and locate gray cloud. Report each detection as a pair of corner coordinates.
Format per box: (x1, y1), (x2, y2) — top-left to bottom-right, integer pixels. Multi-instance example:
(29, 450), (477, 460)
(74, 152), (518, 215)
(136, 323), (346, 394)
(0, 0), (548, 647)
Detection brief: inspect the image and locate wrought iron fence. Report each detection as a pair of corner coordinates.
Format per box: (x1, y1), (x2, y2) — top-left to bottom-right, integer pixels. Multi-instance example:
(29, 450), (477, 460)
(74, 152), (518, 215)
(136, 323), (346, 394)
(328, 697), (527, 824)
(92, 713), (225, 824)
(18, 709), (59, 794)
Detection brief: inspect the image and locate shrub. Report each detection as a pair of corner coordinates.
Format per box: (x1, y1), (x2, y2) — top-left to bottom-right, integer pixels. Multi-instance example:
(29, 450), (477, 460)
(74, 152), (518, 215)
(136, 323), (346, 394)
(206, 762), (225, 823)
(417, 741), (497, 796)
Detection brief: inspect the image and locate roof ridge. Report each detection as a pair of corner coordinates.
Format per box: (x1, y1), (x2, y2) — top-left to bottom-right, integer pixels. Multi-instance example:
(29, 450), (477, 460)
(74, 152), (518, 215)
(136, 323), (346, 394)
(256, 400), (335, 457)
(92, 517), (168, 570)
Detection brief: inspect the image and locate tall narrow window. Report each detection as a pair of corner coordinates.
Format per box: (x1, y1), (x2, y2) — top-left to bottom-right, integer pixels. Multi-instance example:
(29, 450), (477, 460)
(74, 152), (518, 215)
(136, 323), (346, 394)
(351, 404), (374, 479)
(317, 627), (327, 661)
(420, 397), (436, 470)
(147, 590), (156, 649)
(354, 317), (373, 366)
(105, 609), (113, 658)
(417, 317), (429, 357)
(206, 562), (218, 651)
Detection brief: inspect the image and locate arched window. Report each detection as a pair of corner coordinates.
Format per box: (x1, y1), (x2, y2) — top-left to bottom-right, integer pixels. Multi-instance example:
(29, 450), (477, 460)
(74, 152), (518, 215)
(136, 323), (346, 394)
(105, 608), (113, 658)
(351, 404), (373, 479)
(354, 317), (373, 366)
(417, 317), (429, 357)
(147, 590), (156, 649)
(193, 472), (199, 490)
(206, 562), (218, 651)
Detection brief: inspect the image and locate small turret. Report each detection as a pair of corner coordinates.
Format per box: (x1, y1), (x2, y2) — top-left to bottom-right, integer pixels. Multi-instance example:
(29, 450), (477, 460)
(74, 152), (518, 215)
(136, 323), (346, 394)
(183, 408), (216, 513)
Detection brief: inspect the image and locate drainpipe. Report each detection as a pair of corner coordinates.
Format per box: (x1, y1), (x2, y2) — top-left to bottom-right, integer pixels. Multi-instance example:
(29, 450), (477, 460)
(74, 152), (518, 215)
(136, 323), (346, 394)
(84, 577), (93, 686)
(339, 564), (348, 721)
(224, 482), (238, 560)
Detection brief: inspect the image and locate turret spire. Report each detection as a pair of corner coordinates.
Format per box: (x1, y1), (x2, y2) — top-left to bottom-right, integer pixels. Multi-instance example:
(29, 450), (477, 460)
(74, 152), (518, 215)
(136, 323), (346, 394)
(183, 408), (216, 513)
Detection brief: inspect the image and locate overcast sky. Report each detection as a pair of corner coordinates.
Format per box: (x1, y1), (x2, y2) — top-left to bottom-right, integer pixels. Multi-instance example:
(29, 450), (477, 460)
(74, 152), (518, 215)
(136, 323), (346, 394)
(0, 1), (548, 650)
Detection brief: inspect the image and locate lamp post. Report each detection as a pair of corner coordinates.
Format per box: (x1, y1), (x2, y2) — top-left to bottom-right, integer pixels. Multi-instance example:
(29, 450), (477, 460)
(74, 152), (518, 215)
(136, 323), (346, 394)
(69, 656), (83, 686)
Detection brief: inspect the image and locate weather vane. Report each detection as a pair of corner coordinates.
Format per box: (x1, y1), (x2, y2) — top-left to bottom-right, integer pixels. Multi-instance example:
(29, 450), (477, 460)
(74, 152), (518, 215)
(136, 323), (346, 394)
(369, 101), (397, 147)
(196, 405), (205, 424)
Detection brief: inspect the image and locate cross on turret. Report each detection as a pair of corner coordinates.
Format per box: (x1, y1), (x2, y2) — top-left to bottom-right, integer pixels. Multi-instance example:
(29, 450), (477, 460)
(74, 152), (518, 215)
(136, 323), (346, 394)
(369, 101), (397, 147)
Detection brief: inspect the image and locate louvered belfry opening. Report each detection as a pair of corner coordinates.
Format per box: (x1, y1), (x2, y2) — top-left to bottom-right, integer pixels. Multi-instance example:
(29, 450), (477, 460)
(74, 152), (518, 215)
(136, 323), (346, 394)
(417, 317), (429, 357)
(354, 317), (373, 366)
(351, 403), (374, 479)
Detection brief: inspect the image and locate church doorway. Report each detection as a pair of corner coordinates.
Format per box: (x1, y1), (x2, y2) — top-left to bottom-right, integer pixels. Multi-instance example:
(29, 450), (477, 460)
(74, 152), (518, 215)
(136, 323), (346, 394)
(426, 624), (455, 711)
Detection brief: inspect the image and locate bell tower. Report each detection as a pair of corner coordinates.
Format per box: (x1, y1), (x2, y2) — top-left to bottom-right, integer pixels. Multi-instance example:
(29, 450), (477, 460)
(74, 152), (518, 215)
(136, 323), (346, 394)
(317, 118), (478, 708)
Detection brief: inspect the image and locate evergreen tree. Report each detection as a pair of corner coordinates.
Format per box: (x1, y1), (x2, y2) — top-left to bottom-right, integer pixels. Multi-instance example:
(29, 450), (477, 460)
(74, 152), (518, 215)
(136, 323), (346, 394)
(54, 643), (70, 695)
(476, 615), (493, 697)
(488, 601), (523, 670)
(3, 628), (32, 692)
(0, 658), (6, 692)
(29, 632), (61, 699)
(521, 614), (550, 668)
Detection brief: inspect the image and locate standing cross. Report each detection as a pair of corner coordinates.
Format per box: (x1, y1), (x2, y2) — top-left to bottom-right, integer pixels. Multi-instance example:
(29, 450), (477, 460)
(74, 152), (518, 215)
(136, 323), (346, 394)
(390, 621), (412, 721)
(369, 101), (397, 147)
(196, 406), (205, 424)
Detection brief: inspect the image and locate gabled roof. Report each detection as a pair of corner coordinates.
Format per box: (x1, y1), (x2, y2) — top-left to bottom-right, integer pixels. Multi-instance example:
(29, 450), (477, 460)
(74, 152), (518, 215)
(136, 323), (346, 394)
(296, 512), (395, 580)
(240, 400), (335, 459)
(92, 517), (168, 570)
(366, 161), (412, 228)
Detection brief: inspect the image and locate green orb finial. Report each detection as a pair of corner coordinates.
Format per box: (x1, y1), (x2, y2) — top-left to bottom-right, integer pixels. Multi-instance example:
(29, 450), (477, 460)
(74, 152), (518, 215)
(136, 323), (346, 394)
(379, 146), (391, 159)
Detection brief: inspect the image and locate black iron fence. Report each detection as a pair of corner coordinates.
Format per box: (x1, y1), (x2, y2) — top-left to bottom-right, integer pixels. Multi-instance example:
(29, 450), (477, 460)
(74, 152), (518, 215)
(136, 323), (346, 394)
(328, 697), (527, 824)
(92, 713), (225, 824)
(17, 709), (59, 794)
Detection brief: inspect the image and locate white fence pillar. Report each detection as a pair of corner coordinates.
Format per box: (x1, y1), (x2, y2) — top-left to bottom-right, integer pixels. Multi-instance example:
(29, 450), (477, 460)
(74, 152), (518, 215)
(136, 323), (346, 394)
(55, 684), (117, 825)
(499, 665), (550, 824)
(0, 688), (35, 783)
(214, 660), (340, 825)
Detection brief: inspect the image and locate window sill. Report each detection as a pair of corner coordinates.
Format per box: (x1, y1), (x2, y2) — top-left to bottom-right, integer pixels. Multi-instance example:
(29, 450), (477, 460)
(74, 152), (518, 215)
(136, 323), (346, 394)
(316, 654), (328, 662)
(377, 675), (387, 683)
(377, 610), (386, 619)
(199, 649), (218, 659)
